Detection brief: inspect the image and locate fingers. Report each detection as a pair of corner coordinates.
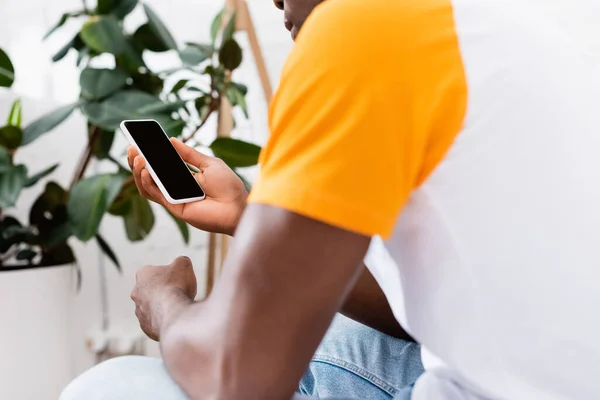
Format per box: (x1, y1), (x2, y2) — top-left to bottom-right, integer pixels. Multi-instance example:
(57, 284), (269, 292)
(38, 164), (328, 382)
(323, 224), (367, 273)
(171, 255), (192, 268)
(132, 156), (152, 200)
(127, 146), (139, 170)
(170, 137), (215, 170)
(140, 169), (173, 211)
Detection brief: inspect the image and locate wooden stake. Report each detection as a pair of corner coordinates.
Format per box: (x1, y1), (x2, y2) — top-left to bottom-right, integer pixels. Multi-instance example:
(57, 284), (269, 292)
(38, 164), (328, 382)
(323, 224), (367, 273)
(206, 0), (273, 294)
(206, 232), (218, 297)
(236, 0), (273, 102)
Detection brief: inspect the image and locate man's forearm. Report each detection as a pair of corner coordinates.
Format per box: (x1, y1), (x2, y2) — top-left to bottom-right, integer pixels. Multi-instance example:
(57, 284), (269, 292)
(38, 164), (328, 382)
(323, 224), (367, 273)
(156, 205), (371, 399)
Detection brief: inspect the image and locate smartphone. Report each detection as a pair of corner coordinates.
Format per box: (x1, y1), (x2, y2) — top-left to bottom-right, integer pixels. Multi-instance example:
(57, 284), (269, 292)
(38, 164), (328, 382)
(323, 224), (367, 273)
(120, 119), (205, 204)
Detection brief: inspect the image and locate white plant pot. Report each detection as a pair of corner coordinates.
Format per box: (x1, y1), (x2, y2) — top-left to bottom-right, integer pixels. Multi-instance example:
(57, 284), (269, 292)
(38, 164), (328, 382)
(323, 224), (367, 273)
(0, 266), (73, 400)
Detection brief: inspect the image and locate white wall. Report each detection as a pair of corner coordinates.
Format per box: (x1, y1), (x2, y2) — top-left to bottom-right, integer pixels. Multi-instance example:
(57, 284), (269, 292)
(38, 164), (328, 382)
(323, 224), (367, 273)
(0, 1), (292, 399)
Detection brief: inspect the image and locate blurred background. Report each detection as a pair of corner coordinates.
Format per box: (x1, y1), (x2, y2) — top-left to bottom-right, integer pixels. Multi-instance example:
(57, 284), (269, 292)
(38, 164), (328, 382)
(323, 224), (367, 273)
(3, 1), (600, 399)
(0, 0), (291, 398)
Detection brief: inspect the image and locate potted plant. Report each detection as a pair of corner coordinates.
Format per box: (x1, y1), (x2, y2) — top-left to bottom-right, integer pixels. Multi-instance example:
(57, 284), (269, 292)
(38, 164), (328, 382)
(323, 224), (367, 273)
(0, 0), (261, 276)
(0, 2), (263, 397)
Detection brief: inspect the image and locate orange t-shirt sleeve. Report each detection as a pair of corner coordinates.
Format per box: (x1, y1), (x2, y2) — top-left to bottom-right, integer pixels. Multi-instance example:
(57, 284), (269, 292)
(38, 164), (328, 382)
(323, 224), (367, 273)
(249, 0), (467, 239)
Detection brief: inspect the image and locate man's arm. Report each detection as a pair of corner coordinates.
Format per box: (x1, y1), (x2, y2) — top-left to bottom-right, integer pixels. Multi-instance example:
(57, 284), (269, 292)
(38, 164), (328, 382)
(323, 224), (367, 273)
(159, 204), (370, 399)
(129, 140), (411, 340)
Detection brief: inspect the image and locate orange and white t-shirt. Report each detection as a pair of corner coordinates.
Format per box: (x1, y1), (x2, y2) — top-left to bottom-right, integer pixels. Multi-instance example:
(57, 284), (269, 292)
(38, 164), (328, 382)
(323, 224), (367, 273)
(249, 0), (600, 398)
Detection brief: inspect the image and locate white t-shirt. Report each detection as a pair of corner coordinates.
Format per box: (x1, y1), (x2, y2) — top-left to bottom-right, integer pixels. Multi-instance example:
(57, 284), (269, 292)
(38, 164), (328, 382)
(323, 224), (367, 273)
(250, 0), (600, 398)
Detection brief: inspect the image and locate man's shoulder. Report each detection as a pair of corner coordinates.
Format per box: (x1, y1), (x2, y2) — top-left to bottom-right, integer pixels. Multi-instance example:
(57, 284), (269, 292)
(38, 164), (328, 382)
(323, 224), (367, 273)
(297, 0), (460, 61)
(306, 0), (456, 34)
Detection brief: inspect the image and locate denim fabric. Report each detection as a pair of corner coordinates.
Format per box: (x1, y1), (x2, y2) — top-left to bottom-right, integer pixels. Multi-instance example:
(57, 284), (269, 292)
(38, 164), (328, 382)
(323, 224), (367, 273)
(61, 314), (423, 400)
(299, 314), (423, 399)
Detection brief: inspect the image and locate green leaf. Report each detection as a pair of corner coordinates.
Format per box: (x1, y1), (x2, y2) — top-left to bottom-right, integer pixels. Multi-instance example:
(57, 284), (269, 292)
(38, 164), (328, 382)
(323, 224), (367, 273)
(0, 225), (30, 254)
(188, 86), (206, 93)
(132, 23), (169, 52)
(97, 0), (138, 19)
(24, 163), (59, 188)
(0, 216), (24, 253)
(130, 71), (163, 95)
(167, 210), (189, 244)
(234, 170), (252, 193)
(0, 147), (10, 173)
(152, 115), (185, 138)
(143, 4), (177, 50)
(22, 102), (79, 146)
(123, 193), (155, 241)
(29, 182), (70, 246)
(120, 38), (146, 70)
(108, 181), (134, 216)
(29, 182), (68, 226)
(76, 46), (90, 67)
(194, 94), (212, 118)
(210, 10), (224, 46)
(185, 42), (213, 57)
(80, 68), (129, 100)
(0, 126), (23, 149)
(7, 99), (22, 128)
(0, 48), (15, 88)
(81, 15), (128, 54)
(45, 222), (72, 246)
(95, 234), (121, 272)
(170, 79), (188, 93)
(137, 100), (187, 114)
(52, 35), (78, 62)
(68, 173), (126, 241)
(94, 127), (115, 160)
(16, 249), (37, 262)
(226, 85), (248, 118)
(81, 90), (162, 129)
(0, 165), (27, 208)
(40, 243), (75, 267)
(221, 12), (237, 45)
(232, 81), (248, 96)
(44, 13), (70, 40)
(218, 39), (242, 71)
(210, 137), (261, 168)
(179, 45), (210, 66)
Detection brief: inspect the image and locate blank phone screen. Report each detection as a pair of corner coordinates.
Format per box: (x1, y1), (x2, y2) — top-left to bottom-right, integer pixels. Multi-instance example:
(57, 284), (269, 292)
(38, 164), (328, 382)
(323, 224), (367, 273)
(124, 120), (204, 200)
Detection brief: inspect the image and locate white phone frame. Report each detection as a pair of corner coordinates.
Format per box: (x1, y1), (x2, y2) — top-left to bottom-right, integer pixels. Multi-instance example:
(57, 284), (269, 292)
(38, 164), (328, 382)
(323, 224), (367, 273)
(120, 119), (205, 204)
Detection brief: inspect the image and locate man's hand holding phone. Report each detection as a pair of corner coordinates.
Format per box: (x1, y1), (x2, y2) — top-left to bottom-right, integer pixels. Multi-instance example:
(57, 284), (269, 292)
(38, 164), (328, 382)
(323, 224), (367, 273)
(127, 138), (248, 236)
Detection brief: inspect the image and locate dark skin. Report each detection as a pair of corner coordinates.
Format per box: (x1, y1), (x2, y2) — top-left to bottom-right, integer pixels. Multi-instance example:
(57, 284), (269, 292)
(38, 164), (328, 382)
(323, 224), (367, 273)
(129, 141), (411, 341)
(128, 1), (414, 397)
(135, 205), (371, 399)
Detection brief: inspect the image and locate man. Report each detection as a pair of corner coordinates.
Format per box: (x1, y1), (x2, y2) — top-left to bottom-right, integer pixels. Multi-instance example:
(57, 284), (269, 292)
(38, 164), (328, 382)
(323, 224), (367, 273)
(63, 0), (600, 399)
(65, 0), (424, 398)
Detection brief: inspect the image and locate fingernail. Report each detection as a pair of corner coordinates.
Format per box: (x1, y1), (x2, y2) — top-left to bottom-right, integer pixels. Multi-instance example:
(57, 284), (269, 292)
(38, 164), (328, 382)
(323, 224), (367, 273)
(133, 157), (138, 167)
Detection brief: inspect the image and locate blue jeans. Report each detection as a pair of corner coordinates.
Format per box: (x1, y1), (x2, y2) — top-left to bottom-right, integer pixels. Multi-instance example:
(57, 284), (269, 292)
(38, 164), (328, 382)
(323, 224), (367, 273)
(300, 314), (423, 398)
(61, 314), (423, 399)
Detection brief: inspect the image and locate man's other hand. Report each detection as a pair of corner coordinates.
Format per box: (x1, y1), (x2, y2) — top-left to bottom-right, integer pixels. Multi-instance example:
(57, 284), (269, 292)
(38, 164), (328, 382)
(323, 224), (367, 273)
(131, 256), (197, 341)
(127, 138), (248, 235)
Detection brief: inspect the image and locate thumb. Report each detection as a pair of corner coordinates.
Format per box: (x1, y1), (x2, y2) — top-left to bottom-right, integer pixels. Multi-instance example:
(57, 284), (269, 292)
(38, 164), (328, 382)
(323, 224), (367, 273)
(170, 138), (214, 170)
(171, 256), (192, 268)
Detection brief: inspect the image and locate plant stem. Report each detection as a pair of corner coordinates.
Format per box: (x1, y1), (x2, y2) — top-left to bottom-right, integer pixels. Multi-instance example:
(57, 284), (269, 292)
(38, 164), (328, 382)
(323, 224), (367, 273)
(107, 154), (128, 171)
(182, 102), (217, 143)
(70, 125), (100, 189)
